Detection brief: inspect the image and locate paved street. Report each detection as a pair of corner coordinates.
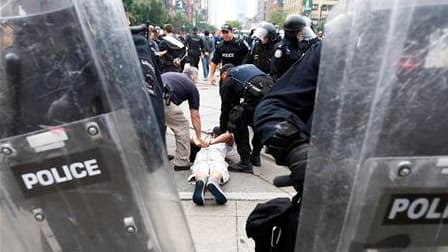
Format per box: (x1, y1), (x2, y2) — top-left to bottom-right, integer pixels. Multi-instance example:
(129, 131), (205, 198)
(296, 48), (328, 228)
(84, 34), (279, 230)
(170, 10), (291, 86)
(166, 79), (296, 252)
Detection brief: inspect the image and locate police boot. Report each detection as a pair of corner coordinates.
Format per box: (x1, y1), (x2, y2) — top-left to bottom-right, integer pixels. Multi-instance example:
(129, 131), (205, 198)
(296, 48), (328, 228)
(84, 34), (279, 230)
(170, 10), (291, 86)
(250, 153), (261, 167)
(228, 157), (253, 173)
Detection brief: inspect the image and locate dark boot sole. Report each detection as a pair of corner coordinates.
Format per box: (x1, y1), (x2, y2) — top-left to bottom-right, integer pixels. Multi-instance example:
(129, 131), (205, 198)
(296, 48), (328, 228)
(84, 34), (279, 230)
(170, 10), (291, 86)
(193, 181), (205, 205)
(207, 182), (227, 205)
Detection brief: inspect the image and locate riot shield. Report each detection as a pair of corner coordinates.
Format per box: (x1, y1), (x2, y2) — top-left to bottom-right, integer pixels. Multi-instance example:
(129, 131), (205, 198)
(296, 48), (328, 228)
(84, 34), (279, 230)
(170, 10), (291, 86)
(0, 1), (195, 251)
(297, 0), (448, 251)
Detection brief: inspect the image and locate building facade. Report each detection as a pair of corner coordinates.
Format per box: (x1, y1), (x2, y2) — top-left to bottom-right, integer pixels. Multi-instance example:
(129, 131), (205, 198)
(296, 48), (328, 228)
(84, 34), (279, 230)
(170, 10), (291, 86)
(310, 0), (338, 30)
(284, 0), (303, 15)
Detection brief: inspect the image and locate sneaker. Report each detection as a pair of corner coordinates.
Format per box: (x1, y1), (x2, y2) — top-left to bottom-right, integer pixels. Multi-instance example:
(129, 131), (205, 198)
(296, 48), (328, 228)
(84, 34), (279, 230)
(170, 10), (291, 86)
(228, 162), (253, 173)
(207, 181), (227, 205)
(174, 165), (191, 171)
(250, 154), (261, 167)
(192, 180), (205, 205)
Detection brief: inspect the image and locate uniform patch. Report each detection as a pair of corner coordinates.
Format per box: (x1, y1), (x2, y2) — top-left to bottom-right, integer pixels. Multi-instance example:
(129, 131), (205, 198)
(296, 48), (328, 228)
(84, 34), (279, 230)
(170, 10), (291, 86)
(274, 49), (282, 58)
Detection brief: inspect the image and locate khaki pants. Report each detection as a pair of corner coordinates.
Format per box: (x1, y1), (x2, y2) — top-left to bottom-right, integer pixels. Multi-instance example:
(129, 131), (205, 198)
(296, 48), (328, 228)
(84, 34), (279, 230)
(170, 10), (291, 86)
(164, 103), (191, 166)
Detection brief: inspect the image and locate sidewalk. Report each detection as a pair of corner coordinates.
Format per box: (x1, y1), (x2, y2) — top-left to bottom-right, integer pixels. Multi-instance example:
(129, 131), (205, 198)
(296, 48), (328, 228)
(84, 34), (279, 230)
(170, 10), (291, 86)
(166, 80), (295, 252)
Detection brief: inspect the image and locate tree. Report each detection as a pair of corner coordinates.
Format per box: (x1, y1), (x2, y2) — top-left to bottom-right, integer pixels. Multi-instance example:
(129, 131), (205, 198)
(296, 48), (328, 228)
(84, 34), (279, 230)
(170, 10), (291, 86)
(206, 24), (218, 33)
(269, 10), (287, 28)
(126, 0), (169, 26)
(167, 11), (193, 32)
(225, 20), (242, 31)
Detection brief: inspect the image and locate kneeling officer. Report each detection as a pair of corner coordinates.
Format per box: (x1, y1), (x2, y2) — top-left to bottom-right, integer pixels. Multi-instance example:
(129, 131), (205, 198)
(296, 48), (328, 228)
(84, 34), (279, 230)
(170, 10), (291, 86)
(219, 64), (274, 173)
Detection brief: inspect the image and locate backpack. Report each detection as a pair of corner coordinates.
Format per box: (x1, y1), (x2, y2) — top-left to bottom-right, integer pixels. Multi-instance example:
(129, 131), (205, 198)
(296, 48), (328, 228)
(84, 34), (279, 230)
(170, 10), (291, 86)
(246, 194), (301, 252)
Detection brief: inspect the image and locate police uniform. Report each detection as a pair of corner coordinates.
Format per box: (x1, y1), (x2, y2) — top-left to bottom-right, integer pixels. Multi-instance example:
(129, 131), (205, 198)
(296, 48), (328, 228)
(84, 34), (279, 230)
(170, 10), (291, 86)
(255, 42), (321, 165)
(185, 33), (204, 68)
(245, 41), (275, 74)
(270, 38), (303, 80)
(158, 35), (187, 73)
(211, 37), (249, 67)
(220, 64), (273, 171)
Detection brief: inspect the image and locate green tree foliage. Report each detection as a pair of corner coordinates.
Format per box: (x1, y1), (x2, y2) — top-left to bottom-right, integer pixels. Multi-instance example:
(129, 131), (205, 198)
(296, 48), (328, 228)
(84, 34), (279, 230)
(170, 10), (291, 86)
(269, 10), (287, 28)
(206, 24), (218, 33)
(167, 11), (192, 32)
(225, 20), (242, 30)
(125, 0), (197, 32)
(127, 0), (168, 26)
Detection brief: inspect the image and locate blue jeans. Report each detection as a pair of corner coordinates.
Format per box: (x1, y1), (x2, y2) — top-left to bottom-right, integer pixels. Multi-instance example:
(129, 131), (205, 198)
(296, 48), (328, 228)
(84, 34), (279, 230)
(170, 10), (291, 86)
(201, 55), (210, 79)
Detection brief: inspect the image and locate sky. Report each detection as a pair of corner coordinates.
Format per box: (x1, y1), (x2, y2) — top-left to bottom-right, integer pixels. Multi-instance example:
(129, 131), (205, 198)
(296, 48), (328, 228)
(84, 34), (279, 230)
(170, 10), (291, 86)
(208, 0), (257, 27)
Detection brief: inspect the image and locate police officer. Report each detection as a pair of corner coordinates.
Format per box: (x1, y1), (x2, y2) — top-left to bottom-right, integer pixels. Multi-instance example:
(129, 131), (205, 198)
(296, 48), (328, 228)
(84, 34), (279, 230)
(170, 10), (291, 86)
(185, 27), (204, 68)
(130, 24), (166, 141)
(255, 41), (321, 192)
(245, 22), (278, 74)
(270, 15), (307, 81)
(159, 24), (187, 73)
(220, 64), (274, 173)
(209, 24), (249, 86)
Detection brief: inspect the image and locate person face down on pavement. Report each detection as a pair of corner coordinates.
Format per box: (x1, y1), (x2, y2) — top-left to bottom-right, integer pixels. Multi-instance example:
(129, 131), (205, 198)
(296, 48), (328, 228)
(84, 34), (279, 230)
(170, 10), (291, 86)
(188, 127), (235, 206)
(255, 41), (322, 193)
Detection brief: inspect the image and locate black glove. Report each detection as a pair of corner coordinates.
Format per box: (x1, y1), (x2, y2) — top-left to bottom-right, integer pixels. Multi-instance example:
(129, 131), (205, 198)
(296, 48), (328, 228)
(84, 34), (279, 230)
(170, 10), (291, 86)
(265, 120), (309, 166)
(287, 144), (309, 194)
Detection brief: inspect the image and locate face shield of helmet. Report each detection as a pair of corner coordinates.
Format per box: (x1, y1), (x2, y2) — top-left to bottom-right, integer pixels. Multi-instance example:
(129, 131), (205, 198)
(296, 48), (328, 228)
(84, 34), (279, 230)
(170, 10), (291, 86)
(253, 27), (270, 44)
(285, 30), (304, 41)
(302, 26), (317, 40)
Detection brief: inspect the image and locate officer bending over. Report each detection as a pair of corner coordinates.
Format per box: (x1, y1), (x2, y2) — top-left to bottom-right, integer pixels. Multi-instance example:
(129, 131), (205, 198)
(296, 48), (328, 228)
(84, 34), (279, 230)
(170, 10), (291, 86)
(255, 41), (321, 193)
(163, 66), (204, 171)
(220, 64), (274, 173)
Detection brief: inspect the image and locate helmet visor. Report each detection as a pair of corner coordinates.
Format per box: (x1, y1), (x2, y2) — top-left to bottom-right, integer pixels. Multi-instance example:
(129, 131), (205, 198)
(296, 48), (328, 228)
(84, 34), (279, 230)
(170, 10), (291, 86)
(253, 27), (268, 40)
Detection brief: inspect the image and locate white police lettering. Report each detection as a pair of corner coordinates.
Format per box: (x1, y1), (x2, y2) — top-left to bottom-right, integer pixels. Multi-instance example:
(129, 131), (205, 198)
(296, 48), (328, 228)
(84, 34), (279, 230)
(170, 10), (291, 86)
(21, 159), (101, 190)
(388, 198), (409, 219)
(222, 53), (234, 58)
(388, 197), (448, 220)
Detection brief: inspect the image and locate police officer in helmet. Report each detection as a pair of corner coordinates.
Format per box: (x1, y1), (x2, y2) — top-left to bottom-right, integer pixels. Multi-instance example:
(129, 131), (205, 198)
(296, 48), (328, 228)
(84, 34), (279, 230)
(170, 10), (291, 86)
(270, 15), (307, 81)
(255, 37), (322, 193)
(245, 22), (278, 74)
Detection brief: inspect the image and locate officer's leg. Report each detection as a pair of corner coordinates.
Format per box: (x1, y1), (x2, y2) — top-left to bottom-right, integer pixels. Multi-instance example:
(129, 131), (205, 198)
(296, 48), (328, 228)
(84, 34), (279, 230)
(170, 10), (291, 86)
(228, 122), (253, 173)
(164, 103), (191, 168)
(248, 110), (262, 166)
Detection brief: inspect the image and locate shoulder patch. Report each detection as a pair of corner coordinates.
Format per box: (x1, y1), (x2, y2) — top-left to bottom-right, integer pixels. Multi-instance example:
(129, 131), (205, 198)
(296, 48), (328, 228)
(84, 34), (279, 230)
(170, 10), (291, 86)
(274, 49), (282, 58)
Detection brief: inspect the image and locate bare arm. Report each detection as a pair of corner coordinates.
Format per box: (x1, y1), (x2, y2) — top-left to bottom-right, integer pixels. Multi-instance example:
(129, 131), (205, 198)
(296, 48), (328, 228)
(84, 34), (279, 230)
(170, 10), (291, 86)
(190, 109), (202, 140)
(210, 133), (234, 146)
(209, 62), (218, 85)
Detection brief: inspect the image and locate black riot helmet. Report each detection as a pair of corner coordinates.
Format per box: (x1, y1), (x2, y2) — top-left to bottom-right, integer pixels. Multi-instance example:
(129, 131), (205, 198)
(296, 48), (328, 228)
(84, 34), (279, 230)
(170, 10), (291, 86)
(283, 15), (307, 32)
(253, 22), (277, 43)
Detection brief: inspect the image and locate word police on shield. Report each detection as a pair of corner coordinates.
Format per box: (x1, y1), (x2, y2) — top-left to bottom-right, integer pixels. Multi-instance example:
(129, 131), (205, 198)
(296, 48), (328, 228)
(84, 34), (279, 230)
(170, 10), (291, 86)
(384, 193), (448, 225)
(12, 149), (110, 198)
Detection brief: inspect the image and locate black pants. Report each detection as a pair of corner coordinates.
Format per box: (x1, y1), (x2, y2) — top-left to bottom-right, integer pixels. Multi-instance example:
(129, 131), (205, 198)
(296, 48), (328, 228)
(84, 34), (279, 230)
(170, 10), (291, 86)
(234, 108), (263, 161)
(189, 53), (200, 68)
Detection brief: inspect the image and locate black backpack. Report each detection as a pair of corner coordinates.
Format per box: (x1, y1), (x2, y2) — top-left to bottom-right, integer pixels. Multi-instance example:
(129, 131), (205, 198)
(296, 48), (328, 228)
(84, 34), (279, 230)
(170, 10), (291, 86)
(246, 195), (301, 252)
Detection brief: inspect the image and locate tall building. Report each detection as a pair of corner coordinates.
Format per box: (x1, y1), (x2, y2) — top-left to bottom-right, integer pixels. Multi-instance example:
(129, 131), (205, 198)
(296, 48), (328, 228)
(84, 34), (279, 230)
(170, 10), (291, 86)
(284, 0), (303, 15)
(310, 0), (338, 29)
(265, 0), (284, 23)
(254, 0), (266, 23)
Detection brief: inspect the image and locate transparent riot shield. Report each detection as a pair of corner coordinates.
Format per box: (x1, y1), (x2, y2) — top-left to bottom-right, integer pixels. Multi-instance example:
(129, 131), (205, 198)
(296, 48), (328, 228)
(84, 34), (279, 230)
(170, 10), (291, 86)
(0, 1), (195, 251)
(296, 0), (448, 251)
